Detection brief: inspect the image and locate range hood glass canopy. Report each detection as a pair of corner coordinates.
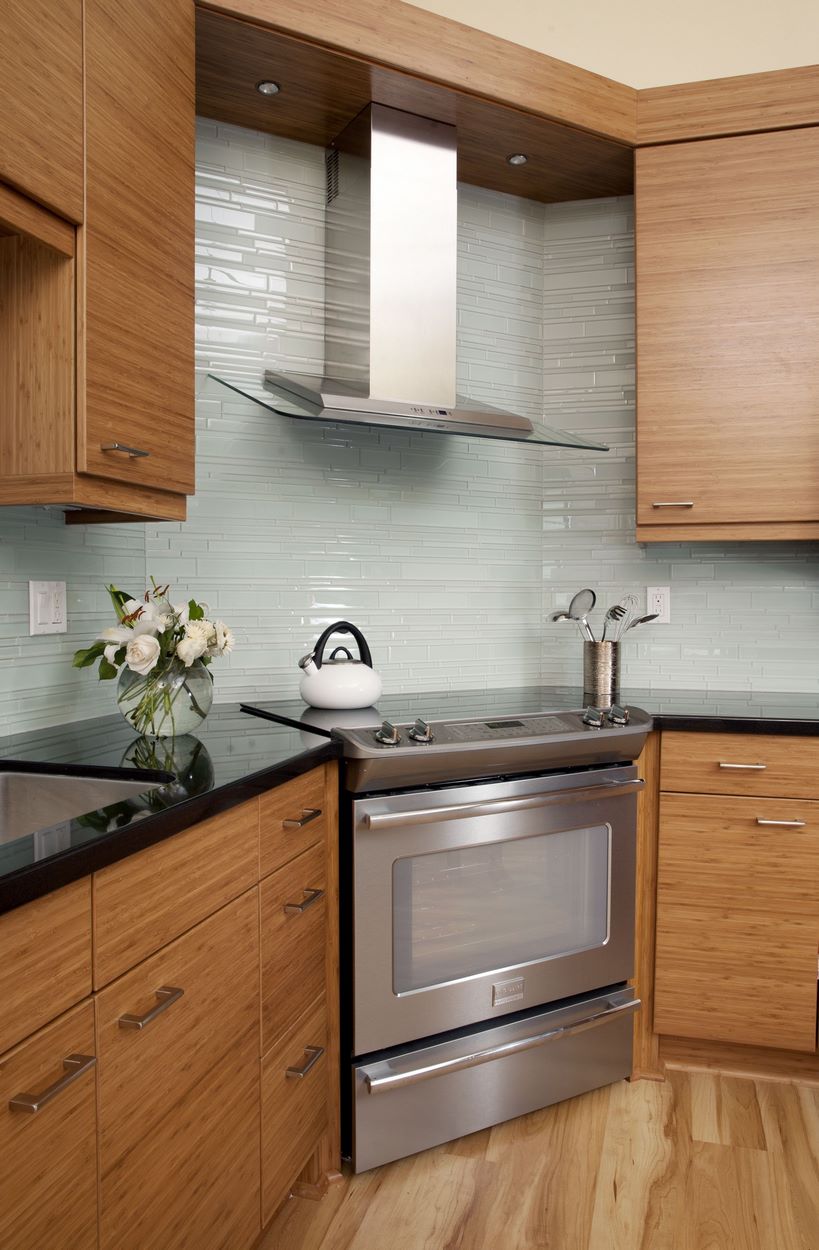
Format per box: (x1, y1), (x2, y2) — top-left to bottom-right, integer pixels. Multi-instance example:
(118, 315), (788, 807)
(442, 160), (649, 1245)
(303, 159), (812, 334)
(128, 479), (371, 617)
(208, 103), (609, 455)
(209, 371), (610, 451)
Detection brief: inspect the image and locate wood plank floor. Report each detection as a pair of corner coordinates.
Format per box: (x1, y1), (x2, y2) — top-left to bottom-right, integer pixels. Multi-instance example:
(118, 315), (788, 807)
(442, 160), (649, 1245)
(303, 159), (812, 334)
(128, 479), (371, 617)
(261, 1071), (819, 1250)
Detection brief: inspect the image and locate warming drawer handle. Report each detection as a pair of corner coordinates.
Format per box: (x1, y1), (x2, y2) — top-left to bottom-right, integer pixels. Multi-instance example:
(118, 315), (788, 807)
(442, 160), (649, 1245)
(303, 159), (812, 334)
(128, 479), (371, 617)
(363, 996), (641, 1094)
(9, 1054), (96, 1114)
(363, 778), (645, 831)
(118, 986), (184, 1030)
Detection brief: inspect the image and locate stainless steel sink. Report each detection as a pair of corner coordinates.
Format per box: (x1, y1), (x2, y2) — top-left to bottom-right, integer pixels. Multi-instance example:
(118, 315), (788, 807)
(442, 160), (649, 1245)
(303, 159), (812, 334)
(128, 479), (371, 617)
(0, 770), (166, 844)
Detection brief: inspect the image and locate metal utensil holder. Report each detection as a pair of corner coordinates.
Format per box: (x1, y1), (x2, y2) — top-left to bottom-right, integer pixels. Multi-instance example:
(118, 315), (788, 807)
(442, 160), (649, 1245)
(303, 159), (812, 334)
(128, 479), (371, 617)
(583, 641), (620, 707)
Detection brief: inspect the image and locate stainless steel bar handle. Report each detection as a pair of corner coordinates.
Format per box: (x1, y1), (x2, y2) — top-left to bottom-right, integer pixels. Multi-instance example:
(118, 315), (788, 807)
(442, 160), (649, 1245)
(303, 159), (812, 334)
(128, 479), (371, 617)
(283, 887), (324, 915)
(101, 442), (150, 458)
(363, 778), (645, 831)
(282, 807), (322, 830)
(755, 818), (806, 828)
(118, 985), (184, 1030)
(651, 501), (694, 508)
(9, 1053), (96, 1114)
(719, 762), (766, 770)
(285, 1045), (325, 1080)
(364, 997), (640, 1094)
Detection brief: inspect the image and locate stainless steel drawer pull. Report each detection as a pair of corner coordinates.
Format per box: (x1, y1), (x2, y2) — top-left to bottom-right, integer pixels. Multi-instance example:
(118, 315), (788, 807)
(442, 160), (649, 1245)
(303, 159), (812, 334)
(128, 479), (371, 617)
(364, 778), (645, 831)
(651, 501), (694, 508)
(755, 818), (806, 828)
(283, 887), (324, 915)
(282, 807), (322, 830)
(9, 1053), (96, 1114)
(363, 996), (640, 1094)
(118, 985), (184, 1030)
(285, 1045), (325, 1080)
(101, 442), (150, 458)
(719, 762), (767, 770)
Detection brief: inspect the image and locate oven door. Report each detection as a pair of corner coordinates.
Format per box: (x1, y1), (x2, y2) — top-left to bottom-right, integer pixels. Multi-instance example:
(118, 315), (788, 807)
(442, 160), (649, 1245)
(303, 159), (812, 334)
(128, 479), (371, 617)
(352, 764), (641, 1054)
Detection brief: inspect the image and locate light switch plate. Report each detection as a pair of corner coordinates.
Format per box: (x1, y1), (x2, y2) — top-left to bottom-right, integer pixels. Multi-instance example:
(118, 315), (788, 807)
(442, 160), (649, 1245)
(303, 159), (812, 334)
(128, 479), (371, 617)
(29, 581), (67, 635)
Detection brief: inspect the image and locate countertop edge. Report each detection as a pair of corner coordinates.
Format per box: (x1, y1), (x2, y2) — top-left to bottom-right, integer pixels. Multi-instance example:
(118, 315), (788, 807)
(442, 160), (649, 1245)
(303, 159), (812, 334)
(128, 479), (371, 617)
(0, 738), (340, 917)
(650, 713), (819, 736)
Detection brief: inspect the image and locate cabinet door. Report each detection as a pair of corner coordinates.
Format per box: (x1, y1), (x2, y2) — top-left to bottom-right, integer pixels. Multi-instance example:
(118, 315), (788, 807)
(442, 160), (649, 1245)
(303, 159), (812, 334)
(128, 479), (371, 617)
(654, 792), (819, 1051)
(636, 129), (819, 529)
(97, 890), (260, 1250)
(261, 840), (327, 1053)
(79, 0), (195, 495)
(0, 1001), (97, 1250)
(0, 0), (83, 221)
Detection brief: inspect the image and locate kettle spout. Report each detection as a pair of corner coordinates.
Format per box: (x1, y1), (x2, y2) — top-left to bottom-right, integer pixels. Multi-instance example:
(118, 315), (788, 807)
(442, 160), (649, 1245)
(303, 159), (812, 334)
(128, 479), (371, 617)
(298, 653), (317, 676)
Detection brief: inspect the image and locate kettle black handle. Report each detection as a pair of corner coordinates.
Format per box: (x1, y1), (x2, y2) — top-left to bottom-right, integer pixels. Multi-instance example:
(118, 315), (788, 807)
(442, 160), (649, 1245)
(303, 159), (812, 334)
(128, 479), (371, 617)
(312, 621), (373, 669)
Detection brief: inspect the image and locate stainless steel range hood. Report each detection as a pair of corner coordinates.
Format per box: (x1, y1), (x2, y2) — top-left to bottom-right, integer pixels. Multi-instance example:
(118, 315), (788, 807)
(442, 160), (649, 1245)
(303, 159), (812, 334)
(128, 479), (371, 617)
(211, 104), (608, 452)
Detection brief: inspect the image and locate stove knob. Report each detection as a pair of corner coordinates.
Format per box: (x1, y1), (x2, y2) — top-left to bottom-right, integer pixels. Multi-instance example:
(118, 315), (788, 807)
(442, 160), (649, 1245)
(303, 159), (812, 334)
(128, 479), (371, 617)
(374, 719), (401, 746)
(408, 717), (434, 744)
(582, 706), (605, 729)
(607, 704), (630, 726)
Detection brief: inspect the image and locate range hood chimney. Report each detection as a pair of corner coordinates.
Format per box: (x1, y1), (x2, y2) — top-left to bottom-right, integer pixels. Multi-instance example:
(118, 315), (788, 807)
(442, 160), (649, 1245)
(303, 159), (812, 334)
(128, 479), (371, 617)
(212, 104), (608, 452)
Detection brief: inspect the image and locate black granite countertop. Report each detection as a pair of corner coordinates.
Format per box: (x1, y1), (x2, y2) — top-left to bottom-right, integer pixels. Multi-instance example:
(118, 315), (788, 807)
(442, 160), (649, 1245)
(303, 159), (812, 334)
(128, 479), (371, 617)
(0, 704), (338, 915)
(243, 684), (819, 739)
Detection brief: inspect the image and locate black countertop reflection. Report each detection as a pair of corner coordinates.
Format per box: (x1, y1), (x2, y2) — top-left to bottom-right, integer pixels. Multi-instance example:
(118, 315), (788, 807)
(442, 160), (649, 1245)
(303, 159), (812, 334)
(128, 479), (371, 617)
(0, 704), (338, 914)
(243, 684), (819, 738)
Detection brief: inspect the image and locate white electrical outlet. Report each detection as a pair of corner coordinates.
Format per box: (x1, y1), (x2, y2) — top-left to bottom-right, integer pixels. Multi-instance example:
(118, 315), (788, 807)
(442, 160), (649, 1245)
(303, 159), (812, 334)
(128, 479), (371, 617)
(646, 586), (671, 624)
(29, 581), (67, 635)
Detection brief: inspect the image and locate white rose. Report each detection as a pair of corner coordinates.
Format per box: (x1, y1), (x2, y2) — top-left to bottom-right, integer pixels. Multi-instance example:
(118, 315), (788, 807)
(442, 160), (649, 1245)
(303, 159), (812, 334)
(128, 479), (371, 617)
(125, 634), (161, 676)
(176, 634), (207, 667)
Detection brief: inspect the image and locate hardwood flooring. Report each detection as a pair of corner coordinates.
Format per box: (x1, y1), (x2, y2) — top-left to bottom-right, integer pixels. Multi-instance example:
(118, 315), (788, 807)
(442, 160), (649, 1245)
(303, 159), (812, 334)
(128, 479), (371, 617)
(261, 1071), (819, 1250)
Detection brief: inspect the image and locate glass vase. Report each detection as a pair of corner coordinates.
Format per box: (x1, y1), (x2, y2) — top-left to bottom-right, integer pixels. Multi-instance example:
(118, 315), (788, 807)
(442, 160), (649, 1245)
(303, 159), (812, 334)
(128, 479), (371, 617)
(116, 658), (213, 738)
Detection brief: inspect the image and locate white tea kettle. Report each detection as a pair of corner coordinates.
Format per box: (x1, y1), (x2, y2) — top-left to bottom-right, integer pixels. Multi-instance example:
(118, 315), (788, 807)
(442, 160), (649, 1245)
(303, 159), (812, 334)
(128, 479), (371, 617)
(298, 621), (383, 710)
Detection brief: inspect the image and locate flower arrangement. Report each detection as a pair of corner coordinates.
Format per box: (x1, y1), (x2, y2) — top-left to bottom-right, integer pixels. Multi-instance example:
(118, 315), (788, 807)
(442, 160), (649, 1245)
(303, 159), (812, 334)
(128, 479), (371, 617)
(73, 580), (235, 737)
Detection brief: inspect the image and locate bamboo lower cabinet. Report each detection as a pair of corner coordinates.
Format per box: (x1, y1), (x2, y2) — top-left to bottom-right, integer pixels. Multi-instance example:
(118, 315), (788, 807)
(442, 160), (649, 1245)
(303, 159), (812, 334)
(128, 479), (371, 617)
(0, 1001), (97, 1250)
(0, 761), (340, 1248)
(654, 736), (819, 1053)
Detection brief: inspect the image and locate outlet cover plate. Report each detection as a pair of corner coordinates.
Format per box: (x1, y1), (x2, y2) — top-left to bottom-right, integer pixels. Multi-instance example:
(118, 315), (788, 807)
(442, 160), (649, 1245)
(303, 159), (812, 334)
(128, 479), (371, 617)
(646, 586), (671, 624)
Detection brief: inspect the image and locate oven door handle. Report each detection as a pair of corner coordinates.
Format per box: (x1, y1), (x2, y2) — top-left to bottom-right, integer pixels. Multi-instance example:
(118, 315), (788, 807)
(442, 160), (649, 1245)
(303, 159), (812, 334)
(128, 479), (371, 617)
(362, 778), (645, 831)
(362, 994), (641, 1094)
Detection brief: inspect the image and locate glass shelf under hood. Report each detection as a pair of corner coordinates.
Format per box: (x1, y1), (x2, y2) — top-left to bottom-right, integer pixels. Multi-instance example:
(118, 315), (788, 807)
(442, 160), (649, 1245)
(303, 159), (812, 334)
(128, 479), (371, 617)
(209, 372), (609, 452)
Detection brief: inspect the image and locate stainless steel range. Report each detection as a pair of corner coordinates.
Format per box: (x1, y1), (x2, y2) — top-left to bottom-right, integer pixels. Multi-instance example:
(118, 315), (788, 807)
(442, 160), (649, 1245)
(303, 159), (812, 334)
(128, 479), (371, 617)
(335, 702), (652, 1172)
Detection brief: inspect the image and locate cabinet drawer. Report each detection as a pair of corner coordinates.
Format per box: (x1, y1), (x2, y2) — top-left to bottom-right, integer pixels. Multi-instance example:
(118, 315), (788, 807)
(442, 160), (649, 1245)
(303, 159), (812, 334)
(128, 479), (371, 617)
(261, 841), (327, 1053)
(260, 766), (327, 878)
(262, 995), (328, 1225)
(0, 1000), (97, 1250)
(93, 797), (259, 986)
(0, 879), (91, 1054)
(97, 889), (260, 1250)
(661, 730), (819, 799)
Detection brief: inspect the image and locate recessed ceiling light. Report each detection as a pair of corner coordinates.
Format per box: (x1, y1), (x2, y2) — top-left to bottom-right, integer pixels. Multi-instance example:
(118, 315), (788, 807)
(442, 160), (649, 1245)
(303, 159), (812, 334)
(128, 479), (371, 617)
(256, 80), (281, 96)
(506, 153), (528, 166)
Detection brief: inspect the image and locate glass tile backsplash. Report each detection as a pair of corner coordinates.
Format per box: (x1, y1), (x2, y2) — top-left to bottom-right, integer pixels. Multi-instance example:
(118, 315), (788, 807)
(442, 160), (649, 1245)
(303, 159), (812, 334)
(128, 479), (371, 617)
(0, 118), (816, 731)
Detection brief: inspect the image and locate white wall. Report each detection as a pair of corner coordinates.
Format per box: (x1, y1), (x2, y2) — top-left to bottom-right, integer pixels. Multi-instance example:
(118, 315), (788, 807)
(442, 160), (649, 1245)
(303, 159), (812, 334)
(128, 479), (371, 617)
(404, 0), (819, 87)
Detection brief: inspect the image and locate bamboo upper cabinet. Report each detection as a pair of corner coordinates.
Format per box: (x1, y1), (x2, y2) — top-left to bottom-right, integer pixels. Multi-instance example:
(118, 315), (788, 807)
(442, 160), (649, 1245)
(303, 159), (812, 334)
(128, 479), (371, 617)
(0, 0), (195, 523)
(636, 128), (819, 542)
(0, 0), (84, 222)
(79, 0), (195, 503)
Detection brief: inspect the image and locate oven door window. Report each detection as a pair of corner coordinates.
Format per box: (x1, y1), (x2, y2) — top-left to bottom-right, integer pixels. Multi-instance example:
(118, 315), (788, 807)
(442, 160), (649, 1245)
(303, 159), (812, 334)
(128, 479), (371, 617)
(392, 825), (610, 993)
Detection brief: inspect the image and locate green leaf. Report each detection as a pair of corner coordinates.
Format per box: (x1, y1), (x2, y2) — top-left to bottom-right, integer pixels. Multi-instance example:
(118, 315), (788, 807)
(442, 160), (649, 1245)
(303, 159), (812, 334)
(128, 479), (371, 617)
(188, 599), (205, 621)
(98, 656), (119, 681)
(73, 642), (105, 668)
(107, 584), (133, 622)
